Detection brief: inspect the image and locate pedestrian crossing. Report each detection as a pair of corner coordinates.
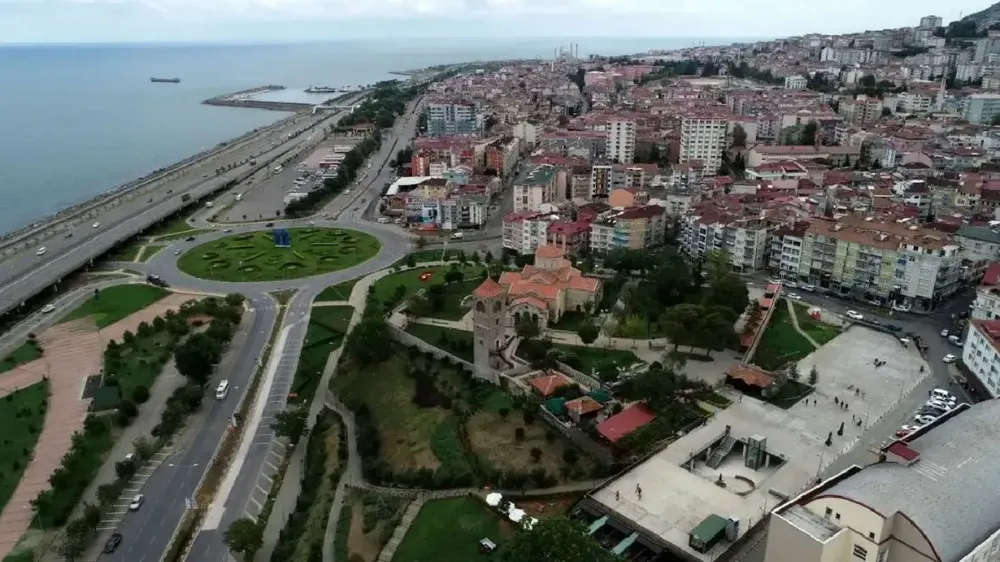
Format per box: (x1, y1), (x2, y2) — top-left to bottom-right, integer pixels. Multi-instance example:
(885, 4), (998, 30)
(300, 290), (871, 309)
(96, 449), (172, 531)
(912, 460), (948, 482)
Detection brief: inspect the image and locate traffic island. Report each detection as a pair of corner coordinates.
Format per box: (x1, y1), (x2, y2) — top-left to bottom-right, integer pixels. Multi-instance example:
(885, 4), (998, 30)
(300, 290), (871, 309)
(176, 228), (381, 283)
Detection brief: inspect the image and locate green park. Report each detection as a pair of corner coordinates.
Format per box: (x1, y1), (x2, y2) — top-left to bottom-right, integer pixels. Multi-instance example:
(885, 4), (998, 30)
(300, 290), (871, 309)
(176, 227), (382, 282)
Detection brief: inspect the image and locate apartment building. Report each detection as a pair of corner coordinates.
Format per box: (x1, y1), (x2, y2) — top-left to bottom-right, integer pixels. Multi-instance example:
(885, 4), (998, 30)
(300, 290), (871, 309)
(679, 211), (771, 272)
(897, 91), (935, 114)
(680, 115), (728, 173)
(794, 217), (962, 311)
(589, 205), (666, 253)
(402, 191), (488, 230)
(611, 163), (658, 190)
(963, 93), (1000, 125)
(783, 75), (807, 90)
(513, 165), (558, 213)
(964, 319), (1000, 397)
(766, 401), (1000, 562)
(606, 120), (637, 164)
(837, 96), (883, 125)
(768, 222), (810, 278)
(546, 220), (591, 257)
(502, 211), (558, 255)
(971, 264), (1000, 321)
(590, 163), (613, 200)
(425, 100), (481, 137)
(484, 136), (521, 180)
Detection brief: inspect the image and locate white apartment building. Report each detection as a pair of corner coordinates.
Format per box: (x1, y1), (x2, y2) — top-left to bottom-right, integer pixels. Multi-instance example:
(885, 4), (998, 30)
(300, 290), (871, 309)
(897, 91), (935, 114)
(680, 115), (727, 174)
(784, 75), (807, 90)
(512, 165), (558, 213)
(501, 212), (557, 255)
(606, 120), (636, 164)
(679, 213), (771, 271)
(765, 401), (1000, 562)
(919, 14), (943, 28)
(964, 93), (1000, 125)
(964, 320), (1000, 397)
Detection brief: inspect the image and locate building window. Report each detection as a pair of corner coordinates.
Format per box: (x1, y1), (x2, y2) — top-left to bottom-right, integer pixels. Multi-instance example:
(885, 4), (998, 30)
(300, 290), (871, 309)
(853, 544), (868, 560)
(868, 532), (875, 540)
(824, 507), (832, 518)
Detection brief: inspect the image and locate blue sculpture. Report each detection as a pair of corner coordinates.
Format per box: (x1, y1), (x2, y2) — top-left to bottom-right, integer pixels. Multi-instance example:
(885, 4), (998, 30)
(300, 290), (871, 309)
(273, 228), (291, 248)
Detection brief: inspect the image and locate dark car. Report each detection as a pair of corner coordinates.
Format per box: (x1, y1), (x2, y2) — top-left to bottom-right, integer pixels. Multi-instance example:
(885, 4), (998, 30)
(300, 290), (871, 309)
(146, 274), (169, 288)
(104, 533), (122, 553)
(265, 222), (275, 227)
(883, 324), (902, 333)
(63, 232), (73, 239)
(185, 236), (196, 242)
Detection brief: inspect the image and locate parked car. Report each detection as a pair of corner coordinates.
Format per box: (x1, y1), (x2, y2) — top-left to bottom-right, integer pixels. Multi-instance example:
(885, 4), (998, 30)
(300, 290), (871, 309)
(92, 222), (100, 228)
(846, 310), (864, 320)
(786, 293), (802, 300)
(42, 304), (55, 314)
(784, 280), (798, 288)
(801, 284), (816, 292)
(943, 354), (958, 363)
(883, 324), (902, 333)
(185, 236), (196, 242)
(129, 494), (144, 511)
(104, 534), (122, 553)
(914, 415), (937, 425)
(891, 303), (911, 312)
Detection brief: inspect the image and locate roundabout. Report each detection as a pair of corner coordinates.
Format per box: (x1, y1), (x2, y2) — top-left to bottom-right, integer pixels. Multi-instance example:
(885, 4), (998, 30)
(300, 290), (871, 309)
(175, 227), (382, 283)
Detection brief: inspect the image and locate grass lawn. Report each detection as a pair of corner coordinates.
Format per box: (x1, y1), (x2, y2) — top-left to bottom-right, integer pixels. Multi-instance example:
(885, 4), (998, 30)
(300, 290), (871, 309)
(791, 302), (841, 345)
(105, 244), (142, 262)
(333, 355), (451, 472)
(0, 341), (42, 374)
(177, 228), (381, 282)
(424, 279), (480, 321)
(404, 324), (474, 362)
(408, 249), (448, 263)
(107, 330), (175, 403)
(0, 381), (48, 513)
(138, 244), (167, 262)
(370, 264), (485, 307)
(63, 284), (169, 328)
(550, 343), (642, 375)
(752, 305), (817, 371)
(392, 497), (513, 562)
(317, 279), (360, 302)
(146, 213), (198, 238)
(290, 305), (353, 406)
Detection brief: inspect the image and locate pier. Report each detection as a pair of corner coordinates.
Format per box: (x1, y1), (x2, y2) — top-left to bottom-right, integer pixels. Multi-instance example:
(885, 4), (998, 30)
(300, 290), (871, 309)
(203, 85), (314, 112)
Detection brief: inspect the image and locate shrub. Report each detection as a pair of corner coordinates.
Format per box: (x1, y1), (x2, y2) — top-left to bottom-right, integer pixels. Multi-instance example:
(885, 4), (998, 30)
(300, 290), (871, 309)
(131, 386), (150, 404)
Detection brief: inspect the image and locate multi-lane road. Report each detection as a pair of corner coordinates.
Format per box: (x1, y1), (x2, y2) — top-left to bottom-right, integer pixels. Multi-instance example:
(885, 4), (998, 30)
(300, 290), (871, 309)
(0, 98), (365, 319)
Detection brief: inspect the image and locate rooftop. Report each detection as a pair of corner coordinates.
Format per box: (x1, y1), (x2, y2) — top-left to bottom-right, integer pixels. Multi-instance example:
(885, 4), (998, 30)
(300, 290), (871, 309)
(819, 401), (1000, 562)
(515, 164), (558, 186)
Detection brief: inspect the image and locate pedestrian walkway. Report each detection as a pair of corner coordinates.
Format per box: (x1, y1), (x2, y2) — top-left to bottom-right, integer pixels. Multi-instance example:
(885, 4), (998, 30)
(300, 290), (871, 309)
(376, 497), (423, 562)
(785, 299), (820, 349)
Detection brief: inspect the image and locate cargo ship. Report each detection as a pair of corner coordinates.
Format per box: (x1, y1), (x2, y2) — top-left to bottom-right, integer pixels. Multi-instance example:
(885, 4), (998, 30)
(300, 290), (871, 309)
(305, 86), (338, 93)
(150, 77), (181, 83)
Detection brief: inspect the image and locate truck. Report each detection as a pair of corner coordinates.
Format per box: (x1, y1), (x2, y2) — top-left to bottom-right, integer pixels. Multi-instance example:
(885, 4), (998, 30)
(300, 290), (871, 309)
(205, 201), (214, 208)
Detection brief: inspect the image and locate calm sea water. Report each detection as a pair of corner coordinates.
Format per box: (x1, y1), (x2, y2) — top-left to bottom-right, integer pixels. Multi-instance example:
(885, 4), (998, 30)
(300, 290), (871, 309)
(0, 38), (748, 232)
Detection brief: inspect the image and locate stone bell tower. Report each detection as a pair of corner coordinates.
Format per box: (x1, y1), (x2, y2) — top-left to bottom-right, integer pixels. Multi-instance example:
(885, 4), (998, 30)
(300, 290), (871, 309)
(471, 277), (507, 384)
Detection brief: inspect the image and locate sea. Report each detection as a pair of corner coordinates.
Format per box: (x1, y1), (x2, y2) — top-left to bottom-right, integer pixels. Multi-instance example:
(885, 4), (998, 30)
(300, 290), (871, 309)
(0, 38), (750, 233)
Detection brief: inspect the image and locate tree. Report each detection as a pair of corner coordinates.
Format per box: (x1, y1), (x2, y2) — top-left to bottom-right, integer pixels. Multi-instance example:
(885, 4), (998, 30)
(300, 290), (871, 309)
(224, 517), (264, 557)
(808, 366), (819, 385)
(271, 405), (309, 445)
(174, 332), (222, 384)
(788, 363), (801, 382)
(498, 516), (623, 562)
(563, 448), (579, 465)
(515, 317), (541, 340)
(732, 124), (747, 147)
(444, 268), (464, 284)
(577, 323), (599, 345)
(703, 274), (750, 320)
(344, 316), (390, 366)
(484, 250), (495, 264)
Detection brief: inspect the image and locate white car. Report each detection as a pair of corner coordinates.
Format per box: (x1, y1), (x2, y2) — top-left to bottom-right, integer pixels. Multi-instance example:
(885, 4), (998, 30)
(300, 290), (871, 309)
(35, 247), (46, 257)
(941, 329), (949, 337)
(786, 293), (802, 300)
(92, 222), (100, 228)
(41, 304), (55, 314)
(943, 354), (958, 364)
(129, 494), (144, 511)
(801, 284), (815, 292)
(846, 310), (864, 320)
(784, 280), (798, 288)
(914, 415), (937, 425)
(174, 249), (182, 255)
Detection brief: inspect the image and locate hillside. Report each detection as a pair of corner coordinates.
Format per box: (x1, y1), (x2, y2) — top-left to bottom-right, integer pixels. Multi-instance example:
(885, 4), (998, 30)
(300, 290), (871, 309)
(960, 2), (1000, 29)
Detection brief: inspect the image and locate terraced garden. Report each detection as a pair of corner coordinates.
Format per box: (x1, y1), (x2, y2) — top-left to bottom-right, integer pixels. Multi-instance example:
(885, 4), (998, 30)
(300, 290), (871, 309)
(176, 228), (381, 282)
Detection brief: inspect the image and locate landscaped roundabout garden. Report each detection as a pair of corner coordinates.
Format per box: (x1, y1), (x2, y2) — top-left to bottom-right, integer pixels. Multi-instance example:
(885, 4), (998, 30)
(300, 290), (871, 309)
(176, 227), (381, 282)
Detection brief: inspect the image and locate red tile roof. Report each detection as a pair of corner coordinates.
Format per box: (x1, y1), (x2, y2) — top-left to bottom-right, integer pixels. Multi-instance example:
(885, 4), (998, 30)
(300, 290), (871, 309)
(565, 396), (603, 416)
(982, 262), (1000, 287)
(473, 278), (505, 299)
(596, 403), (656, 443)
(529, 372), (573, 397)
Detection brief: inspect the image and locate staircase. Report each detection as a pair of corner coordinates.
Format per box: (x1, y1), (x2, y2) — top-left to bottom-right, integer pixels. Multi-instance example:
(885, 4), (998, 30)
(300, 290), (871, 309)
(707, 435), (737, 469)
(376, 497), (426, 562)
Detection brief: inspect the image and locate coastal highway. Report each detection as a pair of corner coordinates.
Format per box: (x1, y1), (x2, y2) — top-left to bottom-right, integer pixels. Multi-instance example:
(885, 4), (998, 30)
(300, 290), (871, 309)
(0, 103), (360, 319)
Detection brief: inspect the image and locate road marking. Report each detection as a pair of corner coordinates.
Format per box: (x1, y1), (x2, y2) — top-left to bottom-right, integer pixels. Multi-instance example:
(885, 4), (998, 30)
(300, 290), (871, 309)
(255, 483), (270, 496)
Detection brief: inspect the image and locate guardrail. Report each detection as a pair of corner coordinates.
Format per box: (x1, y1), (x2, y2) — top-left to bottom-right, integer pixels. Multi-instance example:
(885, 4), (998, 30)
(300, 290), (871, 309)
(0, 115), (336, 317)
(0, 112), (305, 252)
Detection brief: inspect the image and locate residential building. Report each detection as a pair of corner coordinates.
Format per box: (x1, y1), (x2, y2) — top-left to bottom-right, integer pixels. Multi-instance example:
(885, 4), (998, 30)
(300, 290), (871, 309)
(768, 222), (810, 279)
(547, 220), (592, 257)
(795, 217), (962, 311)
(897, 90), (935, 114)
(765, 401), (1000, 562)
(607, 119), (637, 164)
(919, 14), (943, 28)
(502, 211), (560, 255)
(513, 165), (558, 213)
(965, 319), (1000, 397)
(837, 96), (883, 125)
(971, 264), (1000, 321)
(484, 136), (521, 180)
(680, 115), (727, 173)
(425, 100), (481, 137)
(679, 211), (771, 272)
(608, 188), (650, 209)
(589, 205), (666, 252)
(591, 163), (613, 200)
(964, 93), (1000, 125)
(783, 75), (807, 90)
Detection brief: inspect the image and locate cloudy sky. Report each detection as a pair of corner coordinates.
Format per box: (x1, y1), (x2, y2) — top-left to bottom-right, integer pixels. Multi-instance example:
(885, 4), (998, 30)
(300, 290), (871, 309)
(0, 0), (982, 44)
